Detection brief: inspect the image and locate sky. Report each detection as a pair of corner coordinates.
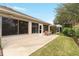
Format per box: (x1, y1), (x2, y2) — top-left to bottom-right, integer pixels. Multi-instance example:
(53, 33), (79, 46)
(0, 3), (59, 24)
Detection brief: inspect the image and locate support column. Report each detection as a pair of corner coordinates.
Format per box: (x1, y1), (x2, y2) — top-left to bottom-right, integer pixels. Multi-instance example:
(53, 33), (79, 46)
(0, 16), (2, 37)
(0, 16), (3, 56)
(48, 25), (51, 33)
(28, 21), (32, 34)
(41, 24), (43, 33)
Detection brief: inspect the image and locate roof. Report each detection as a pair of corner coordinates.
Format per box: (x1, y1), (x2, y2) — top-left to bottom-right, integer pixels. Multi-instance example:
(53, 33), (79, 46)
(0, 5), (51, 25)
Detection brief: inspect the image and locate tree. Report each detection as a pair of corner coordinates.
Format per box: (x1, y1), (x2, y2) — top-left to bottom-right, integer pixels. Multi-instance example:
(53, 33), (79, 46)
(54, 3), (79, 27)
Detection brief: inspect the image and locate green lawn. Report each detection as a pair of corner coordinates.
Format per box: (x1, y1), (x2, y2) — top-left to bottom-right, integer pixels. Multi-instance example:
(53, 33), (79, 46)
(31, 35), (79, 56)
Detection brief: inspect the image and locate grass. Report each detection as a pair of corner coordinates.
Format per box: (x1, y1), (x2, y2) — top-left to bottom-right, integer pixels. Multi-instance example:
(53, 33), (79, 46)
(31, 35), (79, 56)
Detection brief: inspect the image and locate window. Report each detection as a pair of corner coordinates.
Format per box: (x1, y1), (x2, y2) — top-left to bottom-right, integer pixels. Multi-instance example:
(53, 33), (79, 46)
(43, 25), (48, 31)
(2, 17), (29, 36)
(32, 23), (38, 33)
(40, 25), (42, 29)
(2, 17), (18, 36)
(19, 21), (28, 34)
(39, 25), (42, 33)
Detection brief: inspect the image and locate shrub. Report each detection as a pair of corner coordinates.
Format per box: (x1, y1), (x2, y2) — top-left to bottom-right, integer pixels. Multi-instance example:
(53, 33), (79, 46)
(74, 28), (79, 38)
(62, 28), (68, 35)
(73, 27), (79, 45)
(68, 28), (75, 37)
(63, 28), (75, 37)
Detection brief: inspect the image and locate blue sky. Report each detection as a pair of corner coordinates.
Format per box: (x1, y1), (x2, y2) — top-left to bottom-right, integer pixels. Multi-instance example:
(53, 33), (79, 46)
(0, 3), (59, 24)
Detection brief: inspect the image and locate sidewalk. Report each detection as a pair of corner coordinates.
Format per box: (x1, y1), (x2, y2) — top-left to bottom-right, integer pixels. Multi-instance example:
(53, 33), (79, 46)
(2, 34), (59, 56)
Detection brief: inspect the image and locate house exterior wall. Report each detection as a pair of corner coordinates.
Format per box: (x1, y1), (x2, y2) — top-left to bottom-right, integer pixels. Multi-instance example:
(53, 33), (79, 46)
(1, 16), (51, 48)
(1, 16), (51, 36)
(0, 17), (50, 36)
(0, 6), (52, 48)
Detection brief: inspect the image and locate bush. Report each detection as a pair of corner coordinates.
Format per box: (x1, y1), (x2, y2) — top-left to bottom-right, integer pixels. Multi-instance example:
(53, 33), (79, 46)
(63, 28), (75, 37)
(68, 28), (75, 37)
(74, 28), (79, 38)
(62, 28), (68, 35)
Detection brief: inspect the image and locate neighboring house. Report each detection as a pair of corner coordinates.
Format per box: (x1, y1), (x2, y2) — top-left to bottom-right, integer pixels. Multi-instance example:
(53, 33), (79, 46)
(0, 6), (52, 38)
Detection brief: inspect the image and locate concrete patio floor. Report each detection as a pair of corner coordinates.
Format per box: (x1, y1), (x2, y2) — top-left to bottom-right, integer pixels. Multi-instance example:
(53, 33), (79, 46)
(1, 34), (59, 56)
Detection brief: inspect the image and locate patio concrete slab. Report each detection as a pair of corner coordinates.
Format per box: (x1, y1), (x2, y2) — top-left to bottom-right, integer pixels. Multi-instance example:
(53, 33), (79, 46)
(2, 34), (59, 56)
